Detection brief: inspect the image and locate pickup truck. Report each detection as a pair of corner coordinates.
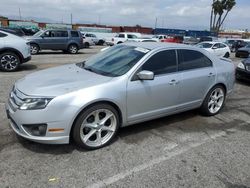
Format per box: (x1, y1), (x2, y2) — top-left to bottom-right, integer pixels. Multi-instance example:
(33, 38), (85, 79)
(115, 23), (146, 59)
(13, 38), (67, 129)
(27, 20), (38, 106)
(106, 32), (142, 46)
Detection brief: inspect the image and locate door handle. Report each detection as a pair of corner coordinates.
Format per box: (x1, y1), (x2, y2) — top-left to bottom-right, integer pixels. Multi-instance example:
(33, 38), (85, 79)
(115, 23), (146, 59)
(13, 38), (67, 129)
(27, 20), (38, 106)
(169, 79), (179, 85)
(208, 73), (215, 77)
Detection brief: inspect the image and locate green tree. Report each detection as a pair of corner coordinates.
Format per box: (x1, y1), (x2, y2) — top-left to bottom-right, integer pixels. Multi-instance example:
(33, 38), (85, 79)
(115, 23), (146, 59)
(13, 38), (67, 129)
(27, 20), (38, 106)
(210, 0), (236, 32)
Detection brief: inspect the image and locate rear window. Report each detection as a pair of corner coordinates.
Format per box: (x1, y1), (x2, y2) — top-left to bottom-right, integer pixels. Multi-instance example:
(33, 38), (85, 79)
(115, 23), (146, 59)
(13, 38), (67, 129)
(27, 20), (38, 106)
(71, 31), (79, 37)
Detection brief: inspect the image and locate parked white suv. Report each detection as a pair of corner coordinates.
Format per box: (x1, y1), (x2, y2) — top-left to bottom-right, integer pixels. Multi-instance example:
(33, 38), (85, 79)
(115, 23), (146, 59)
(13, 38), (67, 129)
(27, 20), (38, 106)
(81, 33), (105, 46)
(0, 30), (31, 71)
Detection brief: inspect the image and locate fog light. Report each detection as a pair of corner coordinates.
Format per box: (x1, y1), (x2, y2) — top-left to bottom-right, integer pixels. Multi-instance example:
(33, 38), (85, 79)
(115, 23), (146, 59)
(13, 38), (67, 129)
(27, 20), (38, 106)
(22, 124), (47, 136)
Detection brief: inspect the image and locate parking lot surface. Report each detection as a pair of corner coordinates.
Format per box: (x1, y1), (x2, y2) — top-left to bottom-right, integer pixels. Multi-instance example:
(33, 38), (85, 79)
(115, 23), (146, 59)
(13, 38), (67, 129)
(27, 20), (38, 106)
(0, 46), (250, 188)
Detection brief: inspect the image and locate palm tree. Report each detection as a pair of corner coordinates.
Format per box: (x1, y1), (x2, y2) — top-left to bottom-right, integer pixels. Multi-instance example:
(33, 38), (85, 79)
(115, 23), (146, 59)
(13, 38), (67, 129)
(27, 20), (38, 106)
(210, 0), (236, 32)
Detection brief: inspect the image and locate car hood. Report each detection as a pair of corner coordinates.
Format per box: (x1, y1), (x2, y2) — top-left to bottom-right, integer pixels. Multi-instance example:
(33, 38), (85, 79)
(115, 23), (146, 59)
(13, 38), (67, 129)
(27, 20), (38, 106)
(15, 64), (113, 97)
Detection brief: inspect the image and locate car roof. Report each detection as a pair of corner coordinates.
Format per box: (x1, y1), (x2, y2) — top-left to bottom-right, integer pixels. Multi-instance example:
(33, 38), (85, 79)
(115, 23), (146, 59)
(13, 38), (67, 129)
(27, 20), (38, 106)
(124, 42), (193, 50)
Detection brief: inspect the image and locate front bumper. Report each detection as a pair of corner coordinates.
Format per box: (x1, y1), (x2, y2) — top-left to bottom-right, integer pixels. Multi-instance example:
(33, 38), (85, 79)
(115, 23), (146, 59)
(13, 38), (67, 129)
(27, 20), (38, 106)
(5, 101), (70, 144)
(22, 56), (31, 64)
(236, 68), (250, 81)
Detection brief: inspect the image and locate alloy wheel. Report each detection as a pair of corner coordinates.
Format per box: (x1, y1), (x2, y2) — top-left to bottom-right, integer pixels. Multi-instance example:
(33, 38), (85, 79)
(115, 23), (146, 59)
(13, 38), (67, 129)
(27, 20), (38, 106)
(0, 54), (19, 71)
(79, 109), (117, 148)
(69, 45), (78, 54)
(208, 88), (225, 114)
(30, 45), (39, 54)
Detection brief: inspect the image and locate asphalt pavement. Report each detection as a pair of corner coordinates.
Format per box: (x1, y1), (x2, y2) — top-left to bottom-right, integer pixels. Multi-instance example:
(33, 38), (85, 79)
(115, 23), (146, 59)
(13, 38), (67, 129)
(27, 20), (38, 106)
(0, 46), (250, 188)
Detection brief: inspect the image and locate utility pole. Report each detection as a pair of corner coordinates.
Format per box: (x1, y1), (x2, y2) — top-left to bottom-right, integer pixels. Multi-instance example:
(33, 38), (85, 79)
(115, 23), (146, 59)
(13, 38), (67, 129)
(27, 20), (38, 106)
(19, 8), (22, 20)
(70, 13), (72, 25)
(154, 17), (158, 29)
(98, 15), (101, 25)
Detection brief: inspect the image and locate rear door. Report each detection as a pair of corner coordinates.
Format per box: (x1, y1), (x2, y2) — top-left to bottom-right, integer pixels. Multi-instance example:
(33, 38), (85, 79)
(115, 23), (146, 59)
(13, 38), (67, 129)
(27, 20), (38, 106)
(177, 49), (216, 109)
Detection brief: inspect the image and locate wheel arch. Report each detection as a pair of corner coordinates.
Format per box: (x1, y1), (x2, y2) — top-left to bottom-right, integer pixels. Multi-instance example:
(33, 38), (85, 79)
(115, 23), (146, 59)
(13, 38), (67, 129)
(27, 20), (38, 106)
(68, 42), (79, 49)
(0, 48), (24, 63)
(69, 100), (123, 139)
(30, 42), (40, 49)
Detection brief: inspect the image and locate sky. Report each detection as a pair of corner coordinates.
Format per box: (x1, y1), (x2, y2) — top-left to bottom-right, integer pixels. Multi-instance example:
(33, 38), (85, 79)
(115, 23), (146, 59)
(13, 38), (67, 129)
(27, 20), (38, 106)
(0, 0), (249, 30)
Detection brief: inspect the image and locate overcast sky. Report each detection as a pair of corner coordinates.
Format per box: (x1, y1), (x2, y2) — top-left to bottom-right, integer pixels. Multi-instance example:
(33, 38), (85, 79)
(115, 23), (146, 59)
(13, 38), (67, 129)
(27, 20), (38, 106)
(0, 0), (249, 30)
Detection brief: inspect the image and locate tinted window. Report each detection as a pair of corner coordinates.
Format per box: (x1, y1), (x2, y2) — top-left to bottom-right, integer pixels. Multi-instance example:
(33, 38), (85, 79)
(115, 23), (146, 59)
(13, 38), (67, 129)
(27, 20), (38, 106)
(178, 49), (212, 71)
(50, 31), (68, 37)
(118, 34), (125, 38)
(219, 43), (227, 48)
(142, 50), (177, 75)
(0, 32), (7, 37)
(127, 34), (137, 39)
(213, 43), (220, 48)
(71, 31), (79, 37)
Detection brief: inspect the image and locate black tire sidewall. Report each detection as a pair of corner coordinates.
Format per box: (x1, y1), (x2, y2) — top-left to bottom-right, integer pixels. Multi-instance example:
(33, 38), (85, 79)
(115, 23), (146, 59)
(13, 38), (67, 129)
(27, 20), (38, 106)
(30, 44), (39, 55)
(200, 85), (226, 116)
(72, 103), (120, 150)
(0, 52), (20, 72)
(68, 44), (78, 54)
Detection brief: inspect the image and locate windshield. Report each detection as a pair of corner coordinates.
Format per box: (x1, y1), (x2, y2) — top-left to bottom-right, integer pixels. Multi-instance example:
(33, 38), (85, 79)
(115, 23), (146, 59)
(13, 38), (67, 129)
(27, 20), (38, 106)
(78, 45), (149, 77)
(196, 43), (213, 48)
(33, 30), (44, 37)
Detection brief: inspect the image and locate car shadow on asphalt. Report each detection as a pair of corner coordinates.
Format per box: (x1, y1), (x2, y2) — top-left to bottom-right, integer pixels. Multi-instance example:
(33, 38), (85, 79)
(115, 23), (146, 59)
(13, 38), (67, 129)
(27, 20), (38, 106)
(236, 79), (250, 86)
(34, 51), (86, 55)
(18, 104), (250, 155)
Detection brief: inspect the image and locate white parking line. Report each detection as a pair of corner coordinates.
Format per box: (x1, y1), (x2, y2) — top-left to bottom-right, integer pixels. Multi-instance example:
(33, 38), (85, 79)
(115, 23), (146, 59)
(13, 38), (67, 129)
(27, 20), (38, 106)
(86, 131), (227, 188)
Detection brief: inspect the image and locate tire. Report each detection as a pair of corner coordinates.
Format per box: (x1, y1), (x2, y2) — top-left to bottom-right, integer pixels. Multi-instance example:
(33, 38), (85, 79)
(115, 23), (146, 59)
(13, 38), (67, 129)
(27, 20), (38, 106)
(224, 52), (230, 58)
(117, 41), (123, 44)
(72, 103), (120, 150)
(68, 44), (79, 54)
(84, 42), (90, 48)
(200, 85), (226, 116)
(30, 43), (39, 55)
(0, 52), (20, 72)
(97, 40), (104, 45)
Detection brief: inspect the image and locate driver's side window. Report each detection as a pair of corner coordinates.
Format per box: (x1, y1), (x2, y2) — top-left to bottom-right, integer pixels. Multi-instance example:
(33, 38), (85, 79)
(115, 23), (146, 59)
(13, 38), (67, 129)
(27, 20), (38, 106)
(141, 50), (177, 75)
(43, 31), (51, 37)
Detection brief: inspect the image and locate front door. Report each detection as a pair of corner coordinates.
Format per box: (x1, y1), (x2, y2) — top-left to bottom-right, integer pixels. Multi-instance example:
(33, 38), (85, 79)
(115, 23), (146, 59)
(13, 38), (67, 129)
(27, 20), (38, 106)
(127, 49), (181, 123)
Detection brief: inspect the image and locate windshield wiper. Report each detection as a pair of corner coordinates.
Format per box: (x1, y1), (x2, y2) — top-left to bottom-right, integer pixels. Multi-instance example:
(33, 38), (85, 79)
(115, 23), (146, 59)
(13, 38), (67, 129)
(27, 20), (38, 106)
(84, 67), (95, 73)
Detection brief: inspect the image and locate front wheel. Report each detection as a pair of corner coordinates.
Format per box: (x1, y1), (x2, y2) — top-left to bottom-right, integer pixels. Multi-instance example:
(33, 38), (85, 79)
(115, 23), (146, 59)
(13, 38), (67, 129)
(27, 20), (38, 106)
(30, 44), (39, 55)
(68, 44), (79, 54)
(72, 104), (120, 150)
(200, 85), (226, 116)
(0, 52), (20, 72)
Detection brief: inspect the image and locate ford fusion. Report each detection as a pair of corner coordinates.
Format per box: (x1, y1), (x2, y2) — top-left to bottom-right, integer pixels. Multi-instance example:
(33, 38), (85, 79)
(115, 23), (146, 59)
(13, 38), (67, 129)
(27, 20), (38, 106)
(5, 43), (235, 150)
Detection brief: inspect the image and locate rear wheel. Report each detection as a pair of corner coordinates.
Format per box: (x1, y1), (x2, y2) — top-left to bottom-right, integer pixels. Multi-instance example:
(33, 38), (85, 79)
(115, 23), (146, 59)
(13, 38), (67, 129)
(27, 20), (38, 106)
(0, 52), (20, 72)
(68, 44), (78, 54)
(30, 43), (39, 55)
(200, 85), (225, 116)
(72, 104), (120, 150)
(84, 42), (90, 48)
(224, 52), (230, 58)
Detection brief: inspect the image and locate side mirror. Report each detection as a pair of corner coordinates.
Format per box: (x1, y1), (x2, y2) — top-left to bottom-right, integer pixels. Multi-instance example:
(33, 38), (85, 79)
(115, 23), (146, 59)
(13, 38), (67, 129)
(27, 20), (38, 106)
(137, 70), (154, 80)
(212, 46), (218, 49)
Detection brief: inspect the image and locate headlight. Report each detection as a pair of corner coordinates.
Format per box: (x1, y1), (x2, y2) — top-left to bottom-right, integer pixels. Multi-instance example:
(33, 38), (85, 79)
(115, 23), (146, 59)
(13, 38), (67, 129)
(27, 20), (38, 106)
(237, 62), (245, 70)
(20, 98), (52, 110)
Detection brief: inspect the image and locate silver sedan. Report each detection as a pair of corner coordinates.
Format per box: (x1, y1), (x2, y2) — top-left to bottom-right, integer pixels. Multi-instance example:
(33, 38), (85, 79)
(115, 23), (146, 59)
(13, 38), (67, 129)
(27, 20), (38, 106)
(5, 43), (235, 150)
